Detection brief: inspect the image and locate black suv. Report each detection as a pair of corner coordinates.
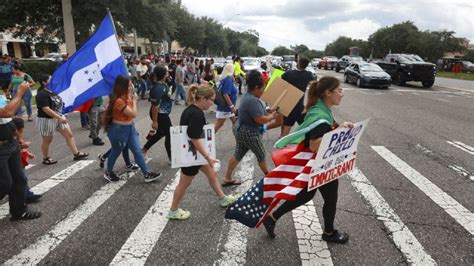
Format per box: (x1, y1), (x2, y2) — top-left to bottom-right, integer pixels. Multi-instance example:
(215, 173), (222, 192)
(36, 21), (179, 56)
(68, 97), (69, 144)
(375, 54), (436, 87)
(335, 55), (363, 72)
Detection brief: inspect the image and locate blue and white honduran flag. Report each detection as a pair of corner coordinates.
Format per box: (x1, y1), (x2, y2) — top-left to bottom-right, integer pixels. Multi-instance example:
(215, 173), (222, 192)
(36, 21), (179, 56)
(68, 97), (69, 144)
(49, 14), (127, 113)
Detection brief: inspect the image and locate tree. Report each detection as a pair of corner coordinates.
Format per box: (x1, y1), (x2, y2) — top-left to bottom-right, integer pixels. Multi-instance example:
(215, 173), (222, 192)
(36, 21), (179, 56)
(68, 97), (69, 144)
(271, 46), (293, 56)
(290, 44), (309, 55)
(368, 21), (419, 58)
(463, 49), (474, 63)
(256, 46), (269, 57)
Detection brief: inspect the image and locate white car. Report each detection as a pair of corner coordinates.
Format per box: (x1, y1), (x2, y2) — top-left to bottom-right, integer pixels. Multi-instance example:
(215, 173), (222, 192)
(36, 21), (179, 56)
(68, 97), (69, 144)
(43, 52), (66, 62)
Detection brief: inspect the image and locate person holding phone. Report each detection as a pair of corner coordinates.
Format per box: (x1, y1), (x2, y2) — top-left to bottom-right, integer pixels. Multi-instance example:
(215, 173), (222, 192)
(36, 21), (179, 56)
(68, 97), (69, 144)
(8, 64), (35, 121)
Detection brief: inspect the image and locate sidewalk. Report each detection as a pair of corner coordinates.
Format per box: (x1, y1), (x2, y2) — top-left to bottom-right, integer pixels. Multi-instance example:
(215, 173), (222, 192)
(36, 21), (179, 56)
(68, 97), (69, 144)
(435, 76), (474, 93)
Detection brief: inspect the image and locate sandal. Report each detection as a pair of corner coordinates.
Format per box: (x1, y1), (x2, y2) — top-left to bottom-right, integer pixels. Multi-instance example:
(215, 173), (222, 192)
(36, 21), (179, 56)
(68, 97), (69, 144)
(322, 230), (349, 244)
(42, 157), (58, 165)
(167, 208), (191, 220)
(73, 151), (89, 160)
(222, 180), (242, 187)
(11, 210), (42, 221)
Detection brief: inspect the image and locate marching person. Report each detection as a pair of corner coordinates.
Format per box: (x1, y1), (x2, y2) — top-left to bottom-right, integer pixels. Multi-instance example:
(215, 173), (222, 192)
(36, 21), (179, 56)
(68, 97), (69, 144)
(35, 74), (89, 164)
(8, 64), (35, 121)
(214, 63), (238, 133)
(142, 65), (173, 164)
(102, 75), (161, 182)
(0, 81), (41, 220)
(262, 76), (352, 244)
(222, 70), (277, 186)
(167, 84), (237, 220)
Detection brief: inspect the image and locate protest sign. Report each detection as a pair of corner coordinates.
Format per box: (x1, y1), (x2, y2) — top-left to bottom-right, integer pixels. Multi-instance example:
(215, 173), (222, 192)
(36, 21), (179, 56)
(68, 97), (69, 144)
(261, 77), (304, 117)
(170, 124), (216, 168)
(308, 119), (370, 191)
(264, 68), (285, 91)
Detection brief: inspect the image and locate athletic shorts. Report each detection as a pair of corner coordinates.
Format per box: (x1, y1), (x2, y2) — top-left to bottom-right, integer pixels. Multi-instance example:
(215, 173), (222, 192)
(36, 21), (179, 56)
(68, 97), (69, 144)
(181, 165), (202, 176)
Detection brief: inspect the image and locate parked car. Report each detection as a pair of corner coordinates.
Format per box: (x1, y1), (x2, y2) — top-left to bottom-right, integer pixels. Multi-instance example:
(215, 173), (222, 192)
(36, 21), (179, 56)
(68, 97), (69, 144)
(241, 57), (261, 73)
(318, 56), (338, 70)
(461, 61), (474, 73)
(311, 58), (321, 68)
(43, 52), (66, 62)
(213, 57), (227, 74)
(375, 54), (436, 87)
(335, 55), (363, 72)
(344, 62), (391, 88)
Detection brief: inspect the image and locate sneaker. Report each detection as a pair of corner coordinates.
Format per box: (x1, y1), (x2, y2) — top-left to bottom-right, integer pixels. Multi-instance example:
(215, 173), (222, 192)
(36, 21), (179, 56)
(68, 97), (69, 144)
(174, 101), (181, 105)
(220, 194), (237, 207)
(98, 154), (105, 169)
(125, 163), (139, 171)
(25, 194), (42, 204)
(144, 172), (162, 183)
(11, 210), (42, 221)
(93, 138), (105, 146)
(104, 172), (120, 182)
(167, 208), (191, 220)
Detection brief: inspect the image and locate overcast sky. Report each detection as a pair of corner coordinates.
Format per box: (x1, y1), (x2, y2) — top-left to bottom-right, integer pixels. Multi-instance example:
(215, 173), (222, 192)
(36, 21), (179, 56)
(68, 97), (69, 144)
(180, 0), (474, 51)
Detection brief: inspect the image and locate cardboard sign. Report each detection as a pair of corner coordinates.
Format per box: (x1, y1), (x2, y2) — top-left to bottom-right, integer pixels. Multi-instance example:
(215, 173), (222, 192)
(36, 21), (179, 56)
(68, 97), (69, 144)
(308, 119), (370, 191)
(264, 69), (285, 91)
(261, 77), (304, 117)
(170, 124), (216, 168)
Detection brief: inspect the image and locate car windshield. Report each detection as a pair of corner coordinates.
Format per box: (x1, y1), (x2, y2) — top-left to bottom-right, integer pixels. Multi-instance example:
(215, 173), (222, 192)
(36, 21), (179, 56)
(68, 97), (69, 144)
(351, 56), (363, 61)
(244, 59), (259, 66)
(360, 64), (383, 72)
(410, 55), (424, 62)
(327, 56), (337, 60)
(398, 54), (420, 63)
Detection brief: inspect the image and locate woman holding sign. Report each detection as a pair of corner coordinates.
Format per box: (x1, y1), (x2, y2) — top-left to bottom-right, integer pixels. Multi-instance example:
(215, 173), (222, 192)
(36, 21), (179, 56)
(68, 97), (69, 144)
(167, 84), (237, 220)
(263, 76), (353, 244)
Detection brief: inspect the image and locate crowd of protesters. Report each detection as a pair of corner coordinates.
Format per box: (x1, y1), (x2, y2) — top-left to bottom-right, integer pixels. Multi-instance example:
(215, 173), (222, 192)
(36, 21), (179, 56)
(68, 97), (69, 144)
(0, 51), (352, 245)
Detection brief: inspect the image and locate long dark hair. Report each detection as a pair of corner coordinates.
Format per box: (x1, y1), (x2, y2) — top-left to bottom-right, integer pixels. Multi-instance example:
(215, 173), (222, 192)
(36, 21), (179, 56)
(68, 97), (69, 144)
(103, 75), (131, 131)
(305, 76), (340, 112)
(37, 74), (50, 91)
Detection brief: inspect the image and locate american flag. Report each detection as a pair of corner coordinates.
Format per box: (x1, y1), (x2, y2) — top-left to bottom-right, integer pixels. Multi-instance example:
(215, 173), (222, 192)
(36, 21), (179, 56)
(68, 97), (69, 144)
(225, 141), (315, 228)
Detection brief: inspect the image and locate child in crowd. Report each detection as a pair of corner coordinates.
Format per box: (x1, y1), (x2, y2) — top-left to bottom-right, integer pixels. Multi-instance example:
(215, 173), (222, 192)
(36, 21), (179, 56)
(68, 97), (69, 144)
(12, 117), (42, 203)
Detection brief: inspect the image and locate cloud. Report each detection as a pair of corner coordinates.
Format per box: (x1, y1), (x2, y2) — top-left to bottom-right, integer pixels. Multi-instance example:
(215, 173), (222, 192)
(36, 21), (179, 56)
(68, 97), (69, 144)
(180, 0), (474, 51)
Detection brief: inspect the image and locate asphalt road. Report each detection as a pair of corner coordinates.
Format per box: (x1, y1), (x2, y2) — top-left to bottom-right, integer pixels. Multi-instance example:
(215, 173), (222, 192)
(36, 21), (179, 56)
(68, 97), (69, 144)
(0, 70), (473, 265)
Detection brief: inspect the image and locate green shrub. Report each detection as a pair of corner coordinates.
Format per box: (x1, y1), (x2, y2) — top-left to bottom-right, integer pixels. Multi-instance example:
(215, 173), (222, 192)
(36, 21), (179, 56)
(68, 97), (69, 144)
(22, 60), (59, 80)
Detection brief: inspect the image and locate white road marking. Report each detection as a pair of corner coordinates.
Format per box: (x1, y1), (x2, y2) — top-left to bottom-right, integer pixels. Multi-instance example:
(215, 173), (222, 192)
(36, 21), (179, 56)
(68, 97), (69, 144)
(5, 160), (150, 265)
(0, 160), (94, 220)
(214, 154), (255, 265)
(293, 201), (333, 266)
(415, 144), (433, 155)
(348, 168), (435, 264)
(436, 98), (450, 103)
(446, 141), (474, 155)
(110, 169), (180, 265)
(372, 146), (474, 235)
(448, 165), (474, 181)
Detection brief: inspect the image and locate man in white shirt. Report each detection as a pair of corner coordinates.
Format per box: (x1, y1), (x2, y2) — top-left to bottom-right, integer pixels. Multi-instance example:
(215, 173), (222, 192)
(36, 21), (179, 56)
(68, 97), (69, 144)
(136, 57), (149, 100)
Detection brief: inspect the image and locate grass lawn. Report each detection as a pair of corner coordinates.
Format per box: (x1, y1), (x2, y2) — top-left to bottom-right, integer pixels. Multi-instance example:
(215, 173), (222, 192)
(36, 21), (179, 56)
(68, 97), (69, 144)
(437, 71), (474, 81)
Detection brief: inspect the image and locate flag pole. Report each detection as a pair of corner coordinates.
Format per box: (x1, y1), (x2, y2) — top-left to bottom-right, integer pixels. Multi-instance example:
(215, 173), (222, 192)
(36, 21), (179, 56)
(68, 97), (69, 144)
(106, 8), (128, 74)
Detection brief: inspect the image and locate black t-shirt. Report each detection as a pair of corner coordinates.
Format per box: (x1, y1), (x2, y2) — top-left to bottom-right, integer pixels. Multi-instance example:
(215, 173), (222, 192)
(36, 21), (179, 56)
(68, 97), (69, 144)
(0, 121), (16, 140)
(304, 123), (332, 148)
(36, 89), (64, 118)
(180, 104), (207, 139)
(282, 69), (315, 92)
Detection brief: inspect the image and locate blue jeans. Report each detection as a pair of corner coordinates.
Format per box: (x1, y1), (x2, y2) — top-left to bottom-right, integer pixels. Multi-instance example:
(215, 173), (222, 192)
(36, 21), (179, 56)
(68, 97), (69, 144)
(13, 88), (32, 116)
(174, 84), (187, 103)
(102, 146), (132, 166)
(20, 168), (34, 197)
(137, 79), (148, 99)
(106, 123), (148, 175)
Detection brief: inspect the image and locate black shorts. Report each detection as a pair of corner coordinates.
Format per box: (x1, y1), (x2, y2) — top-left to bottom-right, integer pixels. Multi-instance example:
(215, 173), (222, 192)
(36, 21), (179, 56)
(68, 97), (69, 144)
(181, 165), (202, 176)
(283, 103), (304, 127)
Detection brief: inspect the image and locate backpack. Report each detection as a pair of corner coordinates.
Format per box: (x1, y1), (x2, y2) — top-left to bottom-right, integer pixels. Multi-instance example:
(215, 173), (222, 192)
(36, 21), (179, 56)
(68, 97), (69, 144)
(212, 80), (226, 107)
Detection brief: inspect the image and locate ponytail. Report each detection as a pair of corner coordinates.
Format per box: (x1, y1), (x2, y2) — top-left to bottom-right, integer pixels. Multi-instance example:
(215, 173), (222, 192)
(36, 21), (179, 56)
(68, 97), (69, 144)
(304, 76), (340, 112)
(186, 84), (215, 104)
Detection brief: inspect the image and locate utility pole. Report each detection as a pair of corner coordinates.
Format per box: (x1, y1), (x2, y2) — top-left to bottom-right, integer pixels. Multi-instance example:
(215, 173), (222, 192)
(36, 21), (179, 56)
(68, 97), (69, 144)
(133, 28), (138, 56)
(61, 0), (76, 55)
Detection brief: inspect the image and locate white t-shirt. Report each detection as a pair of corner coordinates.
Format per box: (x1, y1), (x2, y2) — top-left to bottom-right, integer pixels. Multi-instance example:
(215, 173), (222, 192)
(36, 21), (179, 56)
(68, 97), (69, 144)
(136, 63), (148, 77)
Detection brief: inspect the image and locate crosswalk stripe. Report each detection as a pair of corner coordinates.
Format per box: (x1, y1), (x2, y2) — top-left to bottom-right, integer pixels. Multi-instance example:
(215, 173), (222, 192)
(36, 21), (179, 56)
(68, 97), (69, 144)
(446, 141), (474, 155)
(348, 168), (435, 264)
(110, 169), (179, 265)
(293, 201), (333, 266)
(372, 146), (474, 235)
(215, 153), (255, 265)
(0, 160), (94, 220)
(5, 161), (150, 265)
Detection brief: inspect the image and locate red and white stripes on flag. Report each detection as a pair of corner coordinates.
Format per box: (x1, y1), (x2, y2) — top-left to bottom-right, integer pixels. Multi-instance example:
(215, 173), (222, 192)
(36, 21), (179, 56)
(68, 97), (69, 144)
(256, 148), (316, 228)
